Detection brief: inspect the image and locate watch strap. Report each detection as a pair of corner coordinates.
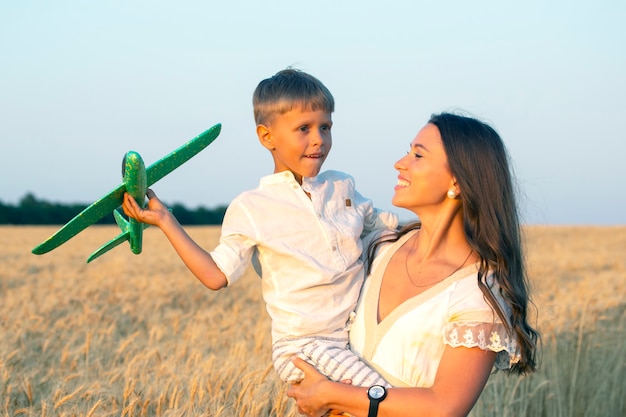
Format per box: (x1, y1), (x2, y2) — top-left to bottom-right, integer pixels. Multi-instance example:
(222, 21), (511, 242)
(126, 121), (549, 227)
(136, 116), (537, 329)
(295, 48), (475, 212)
(368, 398), (380, 417)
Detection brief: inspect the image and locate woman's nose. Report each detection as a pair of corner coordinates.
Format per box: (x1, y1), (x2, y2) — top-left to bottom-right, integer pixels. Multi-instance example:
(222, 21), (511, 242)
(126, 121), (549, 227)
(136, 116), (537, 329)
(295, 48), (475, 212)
(394, 154), (408, 170)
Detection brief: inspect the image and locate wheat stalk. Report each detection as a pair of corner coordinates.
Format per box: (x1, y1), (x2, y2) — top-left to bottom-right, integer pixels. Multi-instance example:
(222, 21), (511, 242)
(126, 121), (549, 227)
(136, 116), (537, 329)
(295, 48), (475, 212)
(22, 378), (33, 405)
(53, 386), (84, 410)
(122, 397), (140, 417)
(140, 399), (151, 417)
(189, 376), (199, 404)
(86, 399), (103, 417)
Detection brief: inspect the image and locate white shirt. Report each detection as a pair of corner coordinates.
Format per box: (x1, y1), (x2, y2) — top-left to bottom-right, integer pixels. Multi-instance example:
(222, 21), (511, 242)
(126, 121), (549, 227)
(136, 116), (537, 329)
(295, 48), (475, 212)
(210, 170), (398, 343)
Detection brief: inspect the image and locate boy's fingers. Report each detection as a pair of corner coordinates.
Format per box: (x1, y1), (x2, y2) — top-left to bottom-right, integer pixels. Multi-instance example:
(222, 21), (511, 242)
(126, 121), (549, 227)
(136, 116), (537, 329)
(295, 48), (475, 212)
(128, 194), (139, 209)
(124, 193), (141, 216)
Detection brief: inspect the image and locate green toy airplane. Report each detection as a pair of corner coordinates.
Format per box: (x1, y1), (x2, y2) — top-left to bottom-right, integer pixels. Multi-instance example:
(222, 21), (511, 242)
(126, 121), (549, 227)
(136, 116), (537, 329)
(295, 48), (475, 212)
(32, 123), (222, 263)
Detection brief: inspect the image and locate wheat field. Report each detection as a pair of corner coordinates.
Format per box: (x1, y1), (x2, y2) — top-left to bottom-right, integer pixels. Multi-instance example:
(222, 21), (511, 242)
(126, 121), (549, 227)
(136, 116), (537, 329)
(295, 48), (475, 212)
(1, 225), (625, 416)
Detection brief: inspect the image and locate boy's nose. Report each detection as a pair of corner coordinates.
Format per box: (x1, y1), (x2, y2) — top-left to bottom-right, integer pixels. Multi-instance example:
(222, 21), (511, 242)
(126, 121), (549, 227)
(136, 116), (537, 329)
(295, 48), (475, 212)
(312, 129), (329, 145)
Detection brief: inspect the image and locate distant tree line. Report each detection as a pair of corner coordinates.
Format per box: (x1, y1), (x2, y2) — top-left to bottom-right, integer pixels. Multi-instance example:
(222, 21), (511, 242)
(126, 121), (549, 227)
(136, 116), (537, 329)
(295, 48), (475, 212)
(0, 193), (227, 225)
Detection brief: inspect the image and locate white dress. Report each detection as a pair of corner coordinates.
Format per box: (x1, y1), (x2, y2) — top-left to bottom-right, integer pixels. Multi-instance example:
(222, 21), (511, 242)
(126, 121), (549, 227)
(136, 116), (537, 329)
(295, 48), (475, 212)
(349, 231), (520, 387)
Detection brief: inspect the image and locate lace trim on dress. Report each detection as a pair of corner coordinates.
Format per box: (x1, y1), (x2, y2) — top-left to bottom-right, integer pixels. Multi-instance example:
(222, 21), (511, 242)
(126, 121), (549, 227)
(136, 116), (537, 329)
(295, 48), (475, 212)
(443, 322), (521, 370)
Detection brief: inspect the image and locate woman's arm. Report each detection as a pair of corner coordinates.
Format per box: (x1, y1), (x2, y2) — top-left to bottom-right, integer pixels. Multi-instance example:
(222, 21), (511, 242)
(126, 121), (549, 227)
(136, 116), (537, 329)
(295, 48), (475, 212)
(122, 191), (228, 290)
(288, 345), (496, 417)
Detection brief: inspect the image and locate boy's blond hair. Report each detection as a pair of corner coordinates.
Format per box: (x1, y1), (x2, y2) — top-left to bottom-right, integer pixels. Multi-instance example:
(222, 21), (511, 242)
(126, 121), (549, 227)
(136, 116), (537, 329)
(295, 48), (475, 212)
(253, 68), (335, 126)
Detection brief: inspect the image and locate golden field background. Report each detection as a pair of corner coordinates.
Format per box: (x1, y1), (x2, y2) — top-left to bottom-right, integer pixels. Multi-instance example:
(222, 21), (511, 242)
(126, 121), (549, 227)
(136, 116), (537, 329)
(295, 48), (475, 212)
(1, 225), (625, 416)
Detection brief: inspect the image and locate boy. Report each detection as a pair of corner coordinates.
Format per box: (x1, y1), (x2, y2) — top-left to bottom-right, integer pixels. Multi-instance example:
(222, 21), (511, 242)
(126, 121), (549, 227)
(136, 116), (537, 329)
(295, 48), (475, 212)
(123, 68), (396, 387)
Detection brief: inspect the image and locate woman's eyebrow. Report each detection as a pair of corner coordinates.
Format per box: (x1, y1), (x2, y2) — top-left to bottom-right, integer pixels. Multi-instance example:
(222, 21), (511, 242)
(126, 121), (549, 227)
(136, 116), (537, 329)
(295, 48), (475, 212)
(411, 143), (429, 152)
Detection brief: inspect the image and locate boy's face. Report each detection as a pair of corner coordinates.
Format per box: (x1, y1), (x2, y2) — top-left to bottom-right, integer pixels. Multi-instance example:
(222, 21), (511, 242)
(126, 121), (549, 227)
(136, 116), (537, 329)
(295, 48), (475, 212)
(257, 108), (332, 184)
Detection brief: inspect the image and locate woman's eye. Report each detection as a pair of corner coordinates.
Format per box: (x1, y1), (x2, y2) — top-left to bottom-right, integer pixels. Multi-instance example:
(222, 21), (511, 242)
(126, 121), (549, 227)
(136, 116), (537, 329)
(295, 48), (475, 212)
(407, 151), (422, 159)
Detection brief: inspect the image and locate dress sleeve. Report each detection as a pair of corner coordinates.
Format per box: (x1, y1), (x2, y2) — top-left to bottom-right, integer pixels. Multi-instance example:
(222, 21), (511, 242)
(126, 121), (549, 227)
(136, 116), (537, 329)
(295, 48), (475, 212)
(442, 276), (521, 370)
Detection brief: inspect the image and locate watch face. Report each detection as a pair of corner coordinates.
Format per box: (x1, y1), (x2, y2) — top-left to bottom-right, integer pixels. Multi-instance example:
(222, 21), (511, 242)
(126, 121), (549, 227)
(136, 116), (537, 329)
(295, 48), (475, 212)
(369, 385), (385, 399)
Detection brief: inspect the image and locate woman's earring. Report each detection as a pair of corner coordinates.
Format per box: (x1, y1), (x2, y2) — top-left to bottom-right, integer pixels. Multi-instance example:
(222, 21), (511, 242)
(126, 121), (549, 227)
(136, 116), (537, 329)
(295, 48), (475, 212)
(447, 189), (457, 199)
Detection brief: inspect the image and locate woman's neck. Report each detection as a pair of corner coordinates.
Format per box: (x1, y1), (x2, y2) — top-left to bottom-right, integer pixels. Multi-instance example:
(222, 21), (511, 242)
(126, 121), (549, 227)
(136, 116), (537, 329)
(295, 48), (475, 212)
(412, 205), (469, 260)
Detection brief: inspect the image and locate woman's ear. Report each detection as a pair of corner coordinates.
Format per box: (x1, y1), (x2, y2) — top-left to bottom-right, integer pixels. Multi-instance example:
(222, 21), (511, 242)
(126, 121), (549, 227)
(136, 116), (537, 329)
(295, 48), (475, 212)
(448, 177), (460, 198)
(257, 124), (275, 151)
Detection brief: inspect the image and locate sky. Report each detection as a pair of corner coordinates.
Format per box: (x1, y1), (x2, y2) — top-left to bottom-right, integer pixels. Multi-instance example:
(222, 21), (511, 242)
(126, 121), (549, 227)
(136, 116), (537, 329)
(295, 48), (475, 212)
(1, 0), (625, 225)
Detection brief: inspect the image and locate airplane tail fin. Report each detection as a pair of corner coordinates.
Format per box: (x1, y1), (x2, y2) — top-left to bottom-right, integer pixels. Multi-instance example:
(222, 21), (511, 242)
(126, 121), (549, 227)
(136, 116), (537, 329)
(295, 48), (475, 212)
(86, 210), (149, 263)
(113, 208), (132, 232)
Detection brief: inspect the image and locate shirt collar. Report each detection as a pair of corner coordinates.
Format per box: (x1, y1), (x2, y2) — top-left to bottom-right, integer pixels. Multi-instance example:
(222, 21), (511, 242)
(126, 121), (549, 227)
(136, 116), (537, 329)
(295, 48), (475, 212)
(259, 171), (322, 186)
(259, 171), (299, 186)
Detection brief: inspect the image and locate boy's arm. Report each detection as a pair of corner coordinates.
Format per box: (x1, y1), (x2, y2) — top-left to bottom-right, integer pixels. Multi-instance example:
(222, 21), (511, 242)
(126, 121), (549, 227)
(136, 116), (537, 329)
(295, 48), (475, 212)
(354, 190), (398, 235)
(122, 191), (228, 290)
(367, 207), (399, 232)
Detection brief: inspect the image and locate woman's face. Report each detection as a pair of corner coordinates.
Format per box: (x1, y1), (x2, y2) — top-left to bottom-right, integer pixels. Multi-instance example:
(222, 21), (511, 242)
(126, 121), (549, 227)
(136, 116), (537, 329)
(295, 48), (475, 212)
(392, 123), (455, 213)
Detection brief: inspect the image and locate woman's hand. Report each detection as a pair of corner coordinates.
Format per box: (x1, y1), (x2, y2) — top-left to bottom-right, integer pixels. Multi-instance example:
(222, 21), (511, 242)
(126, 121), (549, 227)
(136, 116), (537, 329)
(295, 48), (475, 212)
(122, 189), (170, 226)
(287, 357), (335, 417)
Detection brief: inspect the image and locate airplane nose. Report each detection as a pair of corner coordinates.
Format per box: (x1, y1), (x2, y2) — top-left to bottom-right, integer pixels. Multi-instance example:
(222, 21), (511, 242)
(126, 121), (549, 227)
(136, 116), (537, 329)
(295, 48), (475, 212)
(122, 153), (128, 176)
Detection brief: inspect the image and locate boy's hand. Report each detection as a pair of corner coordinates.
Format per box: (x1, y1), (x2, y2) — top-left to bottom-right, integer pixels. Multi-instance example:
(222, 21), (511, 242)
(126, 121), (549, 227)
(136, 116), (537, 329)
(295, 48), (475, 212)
(122, 189), (170, 226)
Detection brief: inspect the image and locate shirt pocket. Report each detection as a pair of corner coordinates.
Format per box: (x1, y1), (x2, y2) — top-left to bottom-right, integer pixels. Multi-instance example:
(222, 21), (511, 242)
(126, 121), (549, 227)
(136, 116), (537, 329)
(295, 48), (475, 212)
(326, 199), (364, 237)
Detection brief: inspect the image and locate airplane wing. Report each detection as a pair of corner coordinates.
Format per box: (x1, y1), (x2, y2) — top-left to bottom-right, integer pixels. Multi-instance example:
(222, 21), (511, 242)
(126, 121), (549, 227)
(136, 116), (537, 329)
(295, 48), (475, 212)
(31, 184), (126, 255)
(147, 123), (221, 185)
(86, 227), (130, 263)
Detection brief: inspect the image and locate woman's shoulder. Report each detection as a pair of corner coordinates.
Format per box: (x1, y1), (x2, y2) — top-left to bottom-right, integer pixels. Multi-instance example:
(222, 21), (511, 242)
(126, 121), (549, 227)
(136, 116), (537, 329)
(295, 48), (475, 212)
(446, 269), (497, 312)
(362, 227), (402, 248)
(444, 272), (521, 369)
(363, 228), (415, 263)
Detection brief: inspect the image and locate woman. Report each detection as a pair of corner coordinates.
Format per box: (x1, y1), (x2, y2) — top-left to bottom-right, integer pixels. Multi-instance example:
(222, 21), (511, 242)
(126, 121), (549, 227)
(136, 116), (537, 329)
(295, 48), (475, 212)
(287, 112), (539, 417)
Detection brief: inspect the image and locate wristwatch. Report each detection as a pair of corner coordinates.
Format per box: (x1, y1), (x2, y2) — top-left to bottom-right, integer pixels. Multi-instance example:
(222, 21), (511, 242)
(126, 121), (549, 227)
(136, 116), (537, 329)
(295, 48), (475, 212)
(367, 385), (387, 417)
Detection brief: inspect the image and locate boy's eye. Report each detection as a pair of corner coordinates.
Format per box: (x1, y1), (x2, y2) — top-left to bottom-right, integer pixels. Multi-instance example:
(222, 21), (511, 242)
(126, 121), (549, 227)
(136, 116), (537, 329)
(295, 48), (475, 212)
(321, 124), (331, 131)
(298, 126), (309, 132)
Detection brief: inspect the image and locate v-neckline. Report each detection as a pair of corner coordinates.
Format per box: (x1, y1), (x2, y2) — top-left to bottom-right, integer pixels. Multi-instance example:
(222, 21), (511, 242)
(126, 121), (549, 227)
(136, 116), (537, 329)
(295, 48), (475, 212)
(377, 263), (478, 325)
(360, 231), (479, 361)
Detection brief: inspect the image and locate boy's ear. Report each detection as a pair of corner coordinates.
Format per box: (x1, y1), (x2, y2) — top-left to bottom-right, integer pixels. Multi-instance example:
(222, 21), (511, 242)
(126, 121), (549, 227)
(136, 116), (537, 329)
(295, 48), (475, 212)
(256, 124), (275, 151)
